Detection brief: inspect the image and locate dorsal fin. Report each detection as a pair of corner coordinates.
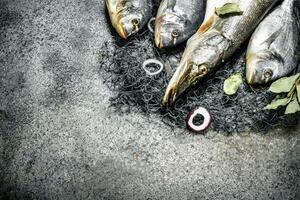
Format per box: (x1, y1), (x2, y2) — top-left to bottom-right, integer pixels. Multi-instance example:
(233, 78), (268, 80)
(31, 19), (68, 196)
(198, 15), (216, 34)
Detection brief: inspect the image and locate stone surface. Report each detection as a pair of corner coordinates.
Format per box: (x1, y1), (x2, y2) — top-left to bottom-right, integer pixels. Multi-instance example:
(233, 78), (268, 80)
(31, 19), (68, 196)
(0, 0), (299, 199)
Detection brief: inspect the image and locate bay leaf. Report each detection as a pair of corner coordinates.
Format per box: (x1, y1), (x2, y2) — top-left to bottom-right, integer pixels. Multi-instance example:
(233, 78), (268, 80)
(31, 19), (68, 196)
(285, 95), (300, 114)
(269, 73), (300, 93)
(264, 98), (290, 110)
(215, 3), (243, 17)
(223, 72), (243, 95)
(296, 79), (300, 103)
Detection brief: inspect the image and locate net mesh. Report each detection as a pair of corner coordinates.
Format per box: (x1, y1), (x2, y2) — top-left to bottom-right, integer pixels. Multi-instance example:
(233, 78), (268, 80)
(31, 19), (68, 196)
(99, 1), (299, 133)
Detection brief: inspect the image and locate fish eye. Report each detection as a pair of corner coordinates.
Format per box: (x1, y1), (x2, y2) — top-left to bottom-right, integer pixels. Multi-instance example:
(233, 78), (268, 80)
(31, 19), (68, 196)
(171, 29), (180, 38)
(198, 65), (208, 75)
(263, 68), (273, 79)
(131, 19), (140, 26)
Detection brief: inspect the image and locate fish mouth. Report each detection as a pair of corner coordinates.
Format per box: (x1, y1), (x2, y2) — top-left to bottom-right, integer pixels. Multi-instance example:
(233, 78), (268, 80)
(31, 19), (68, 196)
(155, 31), (163, 48)
(116, 16), (141, 39)
(155, 31), (178, 48)
(162, 87), (177, 107)
(246, 53), (258, 85)
(116, 24), (128, 39)
(162, 61), (192, 107)
(116, 23), (139, 39)
(246, 67), (255, 85)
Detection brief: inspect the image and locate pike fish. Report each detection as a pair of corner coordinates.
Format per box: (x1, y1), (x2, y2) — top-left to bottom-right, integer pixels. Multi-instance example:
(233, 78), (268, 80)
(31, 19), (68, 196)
(246, 0), (300, 85)
(155, 0), (206, 48)
(105, 0), (152, 39)
(163, 0), (279, 107)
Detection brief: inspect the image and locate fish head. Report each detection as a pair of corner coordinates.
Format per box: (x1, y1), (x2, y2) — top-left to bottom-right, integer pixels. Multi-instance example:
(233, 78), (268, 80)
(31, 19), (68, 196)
(116, 12), (144, 39)
(246, 51), (283, 85)
(155, 13), (187, 48)
(162, 45), (219, 107)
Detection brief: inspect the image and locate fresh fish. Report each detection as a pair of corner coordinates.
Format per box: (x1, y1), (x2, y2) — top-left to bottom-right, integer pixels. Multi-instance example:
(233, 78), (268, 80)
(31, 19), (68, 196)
(163, 0), (280, 107)
(155, 0), (206, 48)
(246, 0), (300, 85)
(105, 0), (152, 39)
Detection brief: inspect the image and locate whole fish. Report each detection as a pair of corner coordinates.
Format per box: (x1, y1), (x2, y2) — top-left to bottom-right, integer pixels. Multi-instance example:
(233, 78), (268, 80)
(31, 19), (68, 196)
(105, 0), (153, 39)
(246, 0), (300, 85)
(155, 0), (206, 48)
(162, 0), (280, 107)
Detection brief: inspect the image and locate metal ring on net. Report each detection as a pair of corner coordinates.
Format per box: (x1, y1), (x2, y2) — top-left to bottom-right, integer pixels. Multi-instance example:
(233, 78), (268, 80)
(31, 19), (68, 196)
(142, 59), (164, 76)
(148, 17), (156, 33)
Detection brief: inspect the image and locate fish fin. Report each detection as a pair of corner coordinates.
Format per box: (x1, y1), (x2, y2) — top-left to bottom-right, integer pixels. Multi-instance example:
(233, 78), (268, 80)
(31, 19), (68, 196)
(263, 27), (283, 49)
(186, 16), (216, 46)
(198, 15), (215, 34)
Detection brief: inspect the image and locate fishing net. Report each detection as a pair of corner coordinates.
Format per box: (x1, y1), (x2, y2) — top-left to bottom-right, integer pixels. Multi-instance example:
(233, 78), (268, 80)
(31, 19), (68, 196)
(99, 1), (299, 134)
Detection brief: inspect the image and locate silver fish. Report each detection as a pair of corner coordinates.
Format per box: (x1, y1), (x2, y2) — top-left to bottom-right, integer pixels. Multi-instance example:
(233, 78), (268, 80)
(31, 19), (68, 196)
(105, 0), (152, 39)
(155, 0), (206, 48)
(246, 0), (300, 85)
(163, 0), (280, 107)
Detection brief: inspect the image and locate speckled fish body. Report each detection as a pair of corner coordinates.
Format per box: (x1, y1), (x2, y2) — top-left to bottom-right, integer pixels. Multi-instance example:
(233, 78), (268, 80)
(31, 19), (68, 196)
(246, 0), (300, 85)
(163, 0), (280, 107)
(105, 0), (152, 39)
(155, 0), (206, 48)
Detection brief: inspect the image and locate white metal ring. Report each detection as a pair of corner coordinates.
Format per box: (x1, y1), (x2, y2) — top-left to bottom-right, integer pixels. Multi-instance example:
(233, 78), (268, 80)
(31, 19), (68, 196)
(142, 59), (164, 76)
(148, 17), (156, 33)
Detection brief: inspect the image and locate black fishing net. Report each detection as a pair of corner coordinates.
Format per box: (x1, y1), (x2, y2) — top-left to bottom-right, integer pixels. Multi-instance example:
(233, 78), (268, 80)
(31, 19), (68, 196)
(99, 1), (299, 134)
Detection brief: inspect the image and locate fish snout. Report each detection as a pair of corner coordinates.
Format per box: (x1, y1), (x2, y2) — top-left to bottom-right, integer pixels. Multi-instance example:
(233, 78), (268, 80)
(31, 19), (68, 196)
(162, 61), (194, 107)
(155, 31), (171, 48)
(117, 15), (141, 39)
(246, 55), (275, 85)
(155, 29), (182, 48)
(162, 86), (178, 107)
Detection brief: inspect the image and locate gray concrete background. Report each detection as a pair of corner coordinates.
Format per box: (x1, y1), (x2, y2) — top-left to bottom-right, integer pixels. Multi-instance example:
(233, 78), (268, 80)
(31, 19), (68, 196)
(0, 0), (299, 199)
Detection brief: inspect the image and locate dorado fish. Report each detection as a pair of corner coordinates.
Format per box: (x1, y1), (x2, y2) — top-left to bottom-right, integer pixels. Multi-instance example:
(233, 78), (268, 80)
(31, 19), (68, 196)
(246, 0), (300, 85)
(155, 0), (206, 48)
(105, 0), (152, 39)
(162, 0), (279, 107)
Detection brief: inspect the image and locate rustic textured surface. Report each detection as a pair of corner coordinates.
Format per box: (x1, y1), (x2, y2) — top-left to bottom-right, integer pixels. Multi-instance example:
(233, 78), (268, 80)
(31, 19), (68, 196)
(0, 0), (299, 199)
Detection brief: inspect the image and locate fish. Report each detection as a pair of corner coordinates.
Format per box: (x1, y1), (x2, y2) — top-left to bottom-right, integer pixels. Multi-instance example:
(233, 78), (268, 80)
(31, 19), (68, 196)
(246, 0), (300, 85)
(155, 0), (206, 48)
(162, 0), (280, 107)
(105, 0), (153, 39)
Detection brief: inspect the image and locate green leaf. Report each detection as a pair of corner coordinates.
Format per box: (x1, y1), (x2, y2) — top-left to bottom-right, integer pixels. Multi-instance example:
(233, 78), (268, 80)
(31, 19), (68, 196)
(223, 72), (243, 95)
(287, 84), (296, 98)
(215, 3), (243, 17)
(296, 79), (300, 103)
(285, 95), (300, 114)
(269, 73), (300, 93)
(264, 98), (291, 110)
